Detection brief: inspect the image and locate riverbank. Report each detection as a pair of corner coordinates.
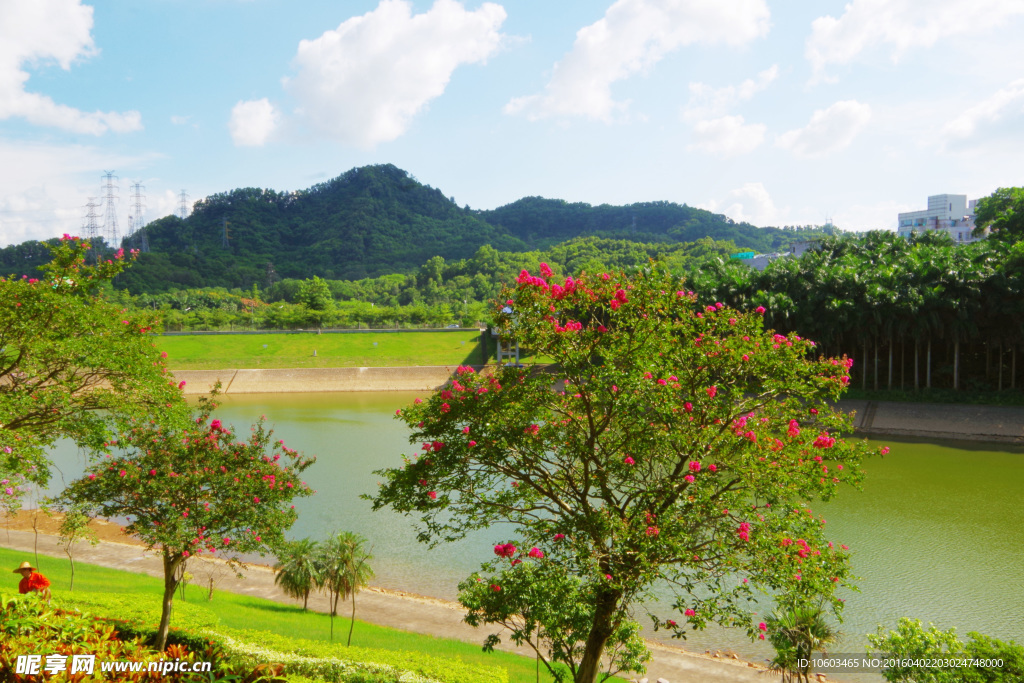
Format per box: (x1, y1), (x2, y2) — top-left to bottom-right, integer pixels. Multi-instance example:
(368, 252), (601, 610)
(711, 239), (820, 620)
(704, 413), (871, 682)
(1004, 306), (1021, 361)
(171, 367), (1024, 443)
(0, 513), (771, 683)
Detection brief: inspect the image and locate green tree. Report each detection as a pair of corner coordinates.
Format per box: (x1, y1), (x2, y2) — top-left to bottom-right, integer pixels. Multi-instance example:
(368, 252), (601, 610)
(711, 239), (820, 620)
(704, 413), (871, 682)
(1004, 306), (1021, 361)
(316, 531), (374, 644)
(370, 266), (879, 683)
(53, 504), (99, 592)
(298, 275), (334, 311)
(0, 236), (186, 511)
(974, 187), (1024, 243)
(58, 393), (315, 650)
(274, 538), (321, 610)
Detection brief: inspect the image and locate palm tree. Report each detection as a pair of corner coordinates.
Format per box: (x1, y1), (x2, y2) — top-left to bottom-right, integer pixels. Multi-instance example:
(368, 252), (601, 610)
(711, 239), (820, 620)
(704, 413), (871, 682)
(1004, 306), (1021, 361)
(273, 538), (320, 610)
(316, 531), (375, 644)
(765, 605), (840, 683)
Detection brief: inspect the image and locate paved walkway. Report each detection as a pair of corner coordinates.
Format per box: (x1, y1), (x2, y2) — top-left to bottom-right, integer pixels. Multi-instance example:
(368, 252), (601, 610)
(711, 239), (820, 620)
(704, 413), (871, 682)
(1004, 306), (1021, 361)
(1, 529), (771, 683)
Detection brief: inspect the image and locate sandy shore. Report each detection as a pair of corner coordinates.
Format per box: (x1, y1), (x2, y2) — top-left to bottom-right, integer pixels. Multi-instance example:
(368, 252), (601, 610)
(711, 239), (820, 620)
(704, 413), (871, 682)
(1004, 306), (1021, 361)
(1, 512), (773, 683)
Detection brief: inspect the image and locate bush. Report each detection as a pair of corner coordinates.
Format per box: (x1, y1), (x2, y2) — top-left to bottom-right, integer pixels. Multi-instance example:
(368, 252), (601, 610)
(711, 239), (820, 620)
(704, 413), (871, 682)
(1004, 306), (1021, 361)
(869, 618), (1024, 682)
(210, 627), (508, 683)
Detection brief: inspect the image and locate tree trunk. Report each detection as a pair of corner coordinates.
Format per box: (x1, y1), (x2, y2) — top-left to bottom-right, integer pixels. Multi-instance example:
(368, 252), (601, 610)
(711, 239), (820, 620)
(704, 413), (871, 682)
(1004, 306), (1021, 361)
(348, 591), (357, 646)
(575, 591), (620, 683)
(874, 341), (879, 391)
(888, 337), (893, 390)
(156, 550), (184, 651)
(999, 342), (1004, 391)
(66, 547), (75, 592)
(303, 590), (309, 611)
(862, 343), (868, 390)
(927, 340), (932, 389)
(954, 339), (960, 390)
(914, 342), (920, 391)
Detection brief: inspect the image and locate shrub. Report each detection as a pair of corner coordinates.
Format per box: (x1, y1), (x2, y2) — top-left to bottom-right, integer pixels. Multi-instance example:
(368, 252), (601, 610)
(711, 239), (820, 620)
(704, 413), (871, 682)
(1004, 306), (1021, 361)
(210, 628), (508, 683)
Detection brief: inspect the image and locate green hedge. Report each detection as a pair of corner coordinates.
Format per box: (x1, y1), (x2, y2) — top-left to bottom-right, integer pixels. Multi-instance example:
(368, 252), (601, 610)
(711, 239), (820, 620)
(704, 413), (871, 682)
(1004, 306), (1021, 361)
(54, 591), (220, 632)
(211, 627), (508, 683)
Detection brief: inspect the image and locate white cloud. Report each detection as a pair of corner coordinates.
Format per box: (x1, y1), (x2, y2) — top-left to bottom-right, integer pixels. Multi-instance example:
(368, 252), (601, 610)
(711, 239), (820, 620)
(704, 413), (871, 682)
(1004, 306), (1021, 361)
(702, 182), (783, 226)
(688, 115), (765, 157)
(0, 141), (155, 246)
(229, 98), (280, 146)
(941, 78), (1024, 145)
(283, 0), (506, 148)
(682, 65), (777, 121)
(806, 0), (1024, 82)
(506, 0), (770, 122)
(833, 200), (915, 232)
(775, 100), (872, 159)
(0, 0), (142, 134)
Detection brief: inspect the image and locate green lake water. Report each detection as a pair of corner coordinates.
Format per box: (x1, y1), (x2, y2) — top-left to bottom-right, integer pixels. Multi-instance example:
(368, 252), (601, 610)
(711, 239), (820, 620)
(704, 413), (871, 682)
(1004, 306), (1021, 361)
(42, 392), (1024, 678)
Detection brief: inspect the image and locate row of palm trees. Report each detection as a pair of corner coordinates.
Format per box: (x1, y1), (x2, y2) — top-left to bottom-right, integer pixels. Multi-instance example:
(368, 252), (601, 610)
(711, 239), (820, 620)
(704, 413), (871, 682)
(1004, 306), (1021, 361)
(273, 531), (374, 644)
(688, 231), (1024, 393)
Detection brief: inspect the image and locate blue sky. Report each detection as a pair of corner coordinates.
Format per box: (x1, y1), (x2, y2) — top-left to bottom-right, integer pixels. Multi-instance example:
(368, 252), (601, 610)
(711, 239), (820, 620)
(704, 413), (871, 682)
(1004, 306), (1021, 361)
(2, 0), (1024, 247)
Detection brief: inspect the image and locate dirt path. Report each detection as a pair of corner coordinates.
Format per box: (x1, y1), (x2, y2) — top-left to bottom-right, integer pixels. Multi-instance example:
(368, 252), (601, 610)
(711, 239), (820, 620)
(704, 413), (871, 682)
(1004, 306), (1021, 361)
(1, 512), (773, 683)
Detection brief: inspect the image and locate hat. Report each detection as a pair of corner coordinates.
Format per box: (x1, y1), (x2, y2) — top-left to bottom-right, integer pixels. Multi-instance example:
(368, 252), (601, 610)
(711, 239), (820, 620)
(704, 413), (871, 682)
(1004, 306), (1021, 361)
(13, 561), (36, 573)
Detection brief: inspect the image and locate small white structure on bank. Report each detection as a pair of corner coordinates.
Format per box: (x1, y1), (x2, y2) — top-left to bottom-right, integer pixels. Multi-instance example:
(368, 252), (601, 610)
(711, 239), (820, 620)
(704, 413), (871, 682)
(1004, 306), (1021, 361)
(897, 194), (986, 243)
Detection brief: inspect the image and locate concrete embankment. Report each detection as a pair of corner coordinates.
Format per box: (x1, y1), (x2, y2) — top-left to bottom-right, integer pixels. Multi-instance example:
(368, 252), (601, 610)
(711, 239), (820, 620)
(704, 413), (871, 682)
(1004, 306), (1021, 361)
(171, 367), (1024, 444)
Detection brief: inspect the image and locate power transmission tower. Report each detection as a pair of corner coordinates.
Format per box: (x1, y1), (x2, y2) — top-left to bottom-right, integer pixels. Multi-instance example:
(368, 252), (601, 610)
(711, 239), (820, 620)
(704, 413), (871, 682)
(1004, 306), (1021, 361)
(83, 197), (101, 243)
(178, 190), (190, 220)
(82, 197), (102, 263)
(128, 182), (149, 252)
(101, 171), (120, 248)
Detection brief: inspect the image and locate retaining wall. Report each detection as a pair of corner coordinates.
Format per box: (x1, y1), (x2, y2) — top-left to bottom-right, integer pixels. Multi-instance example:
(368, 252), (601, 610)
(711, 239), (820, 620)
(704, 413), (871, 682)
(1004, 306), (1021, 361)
(171, 368), (1024, 443)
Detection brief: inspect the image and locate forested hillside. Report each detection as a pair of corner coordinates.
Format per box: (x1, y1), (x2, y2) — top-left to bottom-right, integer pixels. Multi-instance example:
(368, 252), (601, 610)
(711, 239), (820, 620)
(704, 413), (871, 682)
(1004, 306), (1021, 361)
(0, 164), (832, 293)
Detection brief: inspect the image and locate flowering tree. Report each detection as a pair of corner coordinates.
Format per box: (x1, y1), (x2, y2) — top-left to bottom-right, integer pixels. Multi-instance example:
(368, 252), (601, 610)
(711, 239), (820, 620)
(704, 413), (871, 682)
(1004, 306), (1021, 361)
(0, 235), (186, 512)
(371, 265), (883, 683)
(58, 394), (315, 650)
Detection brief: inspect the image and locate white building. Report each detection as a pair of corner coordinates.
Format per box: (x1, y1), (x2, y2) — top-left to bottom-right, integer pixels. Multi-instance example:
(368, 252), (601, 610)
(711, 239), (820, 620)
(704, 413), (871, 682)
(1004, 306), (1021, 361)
(897, 194), (984, 243)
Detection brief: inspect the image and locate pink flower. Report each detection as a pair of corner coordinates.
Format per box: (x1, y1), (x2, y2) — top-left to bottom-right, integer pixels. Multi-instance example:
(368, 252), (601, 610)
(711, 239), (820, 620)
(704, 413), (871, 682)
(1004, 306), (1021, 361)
(528, 547), (544, 558)
(689, 461), (701, 473)
(788, 420), (800, 437)
(87, 474), (96, 480)
(706, 385), (717, 398)
(440, 403), (450, 413)
(539, 262), (553, 278)
(755, 306), (766, 315)
(178, 381), (186, 389)
(646, 526), (659, 536)
(428, 491), (437, 500)
(414, 398), (422, 404)
(494, 543), (517, 558)
(223, 537), (231, 545)
(684, 402), (693, 412)
(161, 351), (168, 359)
(605, 574), (612, 581)
(149, 469), (157, 476)
(463, 426), (470, 434)
(624, 456), (635, 465)
(118, 469), (126, 477)
(667, 619), (677, 627)
(553, 533), (565, 541)
(684, 475), (695, 483)
(758, 622), (767, 632)
(880, 446), (890, 455)
(708, 464), (717, 472)
(491, 584), (502, 592)
(685, 608), (696, 617)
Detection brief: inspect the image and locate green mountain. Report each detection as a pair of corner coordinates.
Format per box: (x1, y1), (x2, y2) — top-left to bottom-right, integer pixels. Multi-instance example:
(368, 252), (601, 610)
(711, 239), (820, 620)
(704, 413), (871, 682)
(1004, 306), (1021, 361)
(1, 164), (834, 293)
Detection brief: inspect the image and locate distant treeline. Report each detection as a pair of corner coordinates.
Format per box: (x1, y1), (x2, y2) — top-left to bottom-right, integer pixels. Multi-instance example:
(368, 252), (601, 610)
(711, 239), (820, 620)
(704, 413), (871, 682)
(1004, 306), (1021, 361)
(0, 164), (833, 292)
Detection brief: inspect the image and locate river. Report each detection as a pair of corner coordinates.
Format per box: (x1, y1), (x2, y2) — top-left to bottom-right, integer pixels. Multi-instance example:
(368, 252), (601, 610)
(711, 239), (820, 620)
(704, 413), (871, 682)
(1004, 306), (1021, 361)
(43, 391), (1024, 677)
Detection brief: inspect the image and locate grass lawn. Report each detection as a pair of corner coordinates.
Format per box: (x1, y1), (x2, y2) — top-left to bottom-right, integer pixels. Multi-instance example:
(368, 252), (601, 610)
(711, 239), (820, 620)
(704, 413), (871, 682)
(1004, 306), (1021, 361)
(157, 331), (489, 370)
(0, 545), (585, 683)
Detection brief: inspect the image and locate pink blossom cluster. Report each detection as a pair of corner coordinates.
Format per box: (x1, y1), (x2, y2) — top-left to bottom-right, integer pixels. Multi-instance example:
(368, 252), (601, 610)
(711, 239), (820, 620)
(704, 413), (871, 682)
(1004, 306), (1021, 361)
(737, 522), (751, 542)
(494, 543), (517, 558)
(812, 432), (836, 449)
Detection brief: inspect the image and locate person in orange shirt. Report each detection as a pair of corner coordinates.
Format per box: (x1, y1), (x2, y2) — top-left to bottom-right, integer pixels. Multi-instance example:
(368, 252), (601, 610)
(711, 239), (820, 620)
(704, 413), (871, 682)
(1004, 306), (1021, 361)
(13, 561), (51, 598)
